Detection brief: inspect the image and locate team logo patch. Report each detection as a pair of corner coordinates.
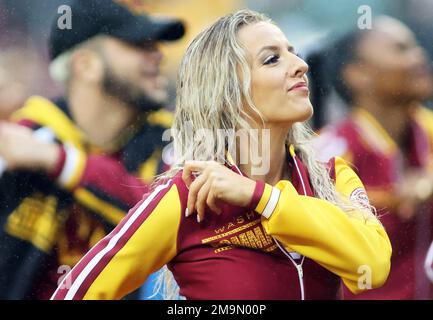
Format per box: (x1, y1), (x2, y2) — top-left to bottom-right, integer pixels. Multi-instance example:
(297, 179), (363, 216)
(350, 187), (370, 209)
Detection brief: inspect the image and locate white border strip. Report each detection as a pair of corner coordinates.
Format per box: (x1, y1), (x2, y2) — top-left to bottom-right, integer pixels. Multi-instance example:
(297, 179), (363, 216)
(61, 179), (172, 300)
(0, 156), (6, 178)
(293, 157), (307, 195)
(424, 241), (433, 283)
(262, 187), (281, 219)
(58, 144), (80, 186)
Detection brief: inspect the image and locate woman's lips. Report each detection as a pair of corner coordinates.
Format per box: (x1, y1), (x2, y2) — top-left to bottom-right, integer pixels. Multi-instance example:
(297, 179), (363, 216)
(288, 82), (309, 92)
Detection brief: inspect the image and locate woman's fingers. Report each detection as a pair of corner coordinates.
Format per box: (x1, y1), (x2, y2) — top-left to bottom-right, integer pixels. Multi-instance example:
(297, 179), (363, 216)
(186, 171), (208, 216)
(182, 160), (209, 187)
(206, 188), (222, 215)
(183, 160), (230, 221)
(196, 180), (212, 222)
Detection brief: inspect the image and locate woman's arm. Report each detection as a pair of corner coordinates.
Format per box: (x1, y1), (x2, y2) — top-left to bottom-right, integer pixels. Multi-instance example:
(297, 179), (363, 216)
(254, 157), (391, 294)
(51, 179), (182, 300)
(182, 158), (391, 294)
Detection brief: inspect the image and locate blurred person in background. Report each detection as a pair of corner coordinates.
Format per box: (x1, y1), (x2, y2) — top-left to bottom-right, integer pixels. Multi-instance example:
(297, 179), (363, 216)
(0, 0), (184, 299)
(314, 16), (433, 299)
(0, 49), (42, 120)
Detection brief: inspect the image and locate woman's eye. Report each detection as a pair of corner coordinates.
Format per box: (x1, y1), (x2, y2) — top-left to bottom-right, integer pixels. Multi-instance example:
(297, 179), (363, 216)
(264, 54), (279, 65)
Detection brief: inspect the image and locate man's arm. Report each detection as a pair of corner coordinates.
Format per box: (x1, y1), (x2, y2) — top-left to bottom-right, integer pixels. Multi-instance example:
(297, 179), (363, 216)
(0, 121), (151, 226)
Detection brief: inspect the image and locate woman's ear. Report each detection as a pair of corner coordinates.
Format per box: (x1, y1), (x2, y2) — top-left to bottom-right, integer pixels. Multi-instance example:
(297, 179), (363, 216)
(70, 48), (104, 84)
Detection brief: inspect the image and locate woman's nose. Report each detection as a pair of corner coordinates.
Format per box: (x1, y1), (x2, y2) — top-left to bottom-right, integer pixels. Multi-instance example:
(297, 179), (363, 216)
(295, 57), (309, 78)
(291, 55), (309, 78)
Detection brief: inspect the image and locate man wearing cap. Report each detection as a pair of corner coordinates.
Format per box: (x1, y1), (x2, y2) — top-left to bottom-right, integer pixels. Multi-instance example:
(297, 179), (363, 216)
(0, 0), (184, 299)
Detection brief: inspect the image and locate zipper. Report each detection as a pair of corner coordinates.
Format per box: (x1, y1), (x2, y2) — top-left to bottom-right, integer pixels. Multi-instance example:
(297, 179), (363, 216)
(288, 151), (307, 299)
(295, 263), (305, 300)
(230, 151), (307, 299)
(273, 236), (306, 300)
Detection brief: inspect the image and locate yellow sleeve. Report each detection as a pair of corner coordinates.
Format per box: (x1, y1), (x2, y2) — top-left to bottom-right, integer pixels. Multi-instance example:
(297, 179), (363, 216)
(51, 180), (182, 300)
(415, 106), (433, 149)
(256, 157), (392, 294)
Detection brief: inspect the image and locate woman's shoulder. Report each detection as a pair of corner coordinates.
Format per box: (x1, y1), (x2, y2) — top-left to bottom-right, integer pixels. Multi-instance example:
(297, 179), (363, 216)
(146, 170), (189, 204)
(327, 157), (369, 205)
(325, 156), (360, 183)
(127, 170), (189, 221)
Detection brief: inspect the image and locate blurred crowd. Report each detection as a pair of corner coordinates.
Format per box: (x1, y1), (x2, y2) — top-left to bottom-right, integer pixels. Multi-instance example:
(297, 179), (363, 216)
(1, 0), (433, 300)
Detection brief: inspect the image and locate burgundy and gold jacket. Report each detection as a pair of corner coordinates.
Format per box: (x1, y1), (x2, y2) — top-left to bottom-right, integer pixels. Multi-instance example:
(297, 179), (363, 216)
(52, 146), (391, 300)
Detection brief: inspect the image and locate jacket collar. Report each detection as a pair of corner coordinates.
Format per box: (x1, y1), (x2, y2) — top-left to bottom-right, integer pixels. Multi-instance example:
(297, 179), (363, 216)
(225, 144), (314, 197)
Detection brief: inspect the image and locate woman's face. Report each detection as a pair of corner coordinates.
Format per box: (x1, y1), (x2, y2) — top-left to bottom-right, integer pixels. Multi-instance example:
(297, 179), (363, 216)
(354, 18), (433, 103)
(238, 22), (313, 127)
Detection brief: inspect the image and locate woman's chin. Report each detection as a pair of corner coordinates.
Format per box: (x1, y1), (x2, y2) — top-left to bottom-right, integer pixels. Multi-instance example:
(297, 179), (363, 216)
(264, 103), (314, 126)
(290, 105), (314, 123)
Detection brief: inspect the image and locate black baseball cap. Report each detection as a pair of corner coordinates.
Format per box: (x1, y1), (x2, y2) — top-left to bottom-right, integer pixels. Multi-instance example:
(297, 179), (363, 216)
(49, 0), (185, 60)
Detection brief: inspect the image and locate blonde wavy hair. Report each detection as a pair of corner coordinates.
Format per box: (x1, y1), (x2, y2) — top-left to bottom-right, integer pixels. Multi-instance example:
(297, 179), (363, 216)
(153, 9), (377, 300)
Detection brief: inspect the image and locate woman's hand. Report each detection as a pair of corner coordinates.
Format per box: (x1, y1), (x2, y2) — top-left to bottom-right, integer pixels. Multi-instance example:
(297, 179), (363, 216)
(182, 160), (257, 222)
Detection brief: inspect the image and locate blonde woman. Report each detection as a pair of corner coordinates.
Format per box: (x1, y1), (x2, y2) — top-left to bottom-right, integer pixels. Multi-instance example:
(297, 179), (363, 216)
(52, 10), (391, 300)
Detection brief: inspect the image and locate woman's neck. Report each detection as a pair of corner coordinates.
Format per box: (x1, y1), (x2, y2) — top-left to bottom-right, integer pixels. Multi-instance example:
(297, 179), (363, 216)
(238, 126), (290, 185)
(355, 96), (415, 146)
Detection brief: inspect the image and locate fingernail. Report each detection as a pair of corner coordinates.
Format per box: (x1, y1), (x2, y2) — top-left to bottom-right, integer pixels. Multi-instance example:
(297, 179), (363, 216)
(197, 214), (201, 223)
(185, 208), (189, 217)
